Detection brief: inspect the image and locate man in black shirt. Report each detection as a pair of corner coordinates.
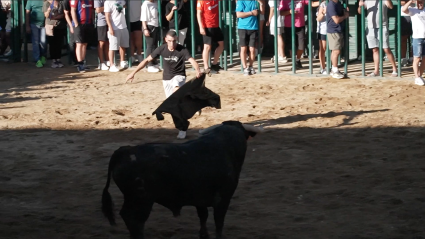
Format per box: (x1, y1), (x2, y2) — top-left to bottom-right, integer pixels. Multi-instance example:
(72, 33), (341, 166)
(165, 0), (189, 45)
(126, 30), (202, 139)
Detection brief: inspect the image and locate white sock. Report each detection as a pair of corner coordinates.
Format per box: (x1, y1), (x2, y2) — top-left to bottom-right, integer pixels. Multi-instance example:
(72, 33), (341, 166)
(332, 66), (339, 73)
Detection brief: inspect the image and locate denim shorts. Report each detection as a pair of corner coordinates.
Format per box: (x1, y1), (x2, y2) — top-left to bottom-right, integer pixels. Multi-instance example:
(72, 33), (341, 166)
(412, 38), (425, 57)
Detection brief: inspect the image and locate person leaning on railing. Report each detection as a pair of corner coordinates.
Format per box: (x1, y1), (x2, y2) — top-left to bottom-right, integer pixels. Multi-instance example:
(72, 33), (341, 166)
(402, 0), (425, 86)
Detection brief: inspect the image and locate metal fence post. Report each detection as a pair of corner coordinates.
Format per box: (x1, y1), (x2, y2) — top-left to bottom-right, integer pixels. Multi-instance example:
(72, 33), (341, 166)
(190, 0), (195, 58)
(257, 0), (261, 73)
(219, 0), (223, 66)
(291, 0), (295, 73)
(158, 0), (163, 68)
(344, 0), (348, 75)
(379, 0), (383, 77)
(229, 0), (233, 65)
(326, 0), (330, 74)
(174, 0), (179, 39)
(361, 2), (365, 77)
(273, 0), (278, 73)
(223, 0), (228, 70)
(308, 0), (312, 74)
(397, 0), (401, 78)
(21, 0), (27, 62)
(125, 0), (131, 68)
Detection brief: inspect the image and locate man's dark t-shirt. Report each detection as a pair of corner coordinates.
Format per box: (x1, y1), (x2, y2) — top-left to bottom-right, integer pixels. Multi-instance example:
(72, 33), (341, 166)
(63, 0), (70, 11)
(151, 44), (192, 81)
(326, 0), (345, 33)
(165, 0), (188, 30)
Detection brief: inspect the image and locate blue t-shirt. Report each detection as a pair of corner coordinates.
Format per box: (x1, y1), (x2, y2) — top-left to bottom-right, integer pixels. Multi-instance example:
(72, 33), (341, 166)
(326, 0), (345, 33)
(236, 0), (258, 30)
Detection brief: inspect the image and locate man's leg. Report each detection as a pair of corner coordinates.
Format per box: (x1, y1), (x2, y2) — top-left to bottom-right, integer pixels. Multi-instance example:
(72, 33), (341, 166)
(278, 34), (285, 58)
(240, 46), (247, 69)
(40, 27), (47, 60)
(202, 44), (211, 70)
(98, 41), (106, 63)
(372, 47), (379, 75)
(384, 48), (397, 74)
(212, 41), (224, 65)
(178, 28), (188, 45)
(249, 46), (255, 67)
(30, 24), (41, 62)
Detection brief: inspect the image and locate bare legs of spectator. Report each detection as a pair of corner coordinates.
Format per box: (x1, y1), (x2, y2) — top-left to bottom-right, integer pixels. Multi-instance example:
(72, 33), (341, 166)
(277, 34), (286, 59)
(318, 39), (326, 73)
(131, 30), (143, 62)
(76, 43), (87, 72)
(371, 47), (397, 76)
(331, 49), (340, 70)
(240, 46), (255, 69)
(202, 41), (224, 71)
(98, 40), (109, 67)
(413, 57), (425, 78)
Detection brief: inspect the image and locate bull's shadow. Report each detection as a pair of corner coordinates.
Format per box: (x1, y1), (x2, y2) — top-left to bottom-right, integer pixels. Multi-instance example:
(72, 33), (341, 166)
(249, 109), (390, 128)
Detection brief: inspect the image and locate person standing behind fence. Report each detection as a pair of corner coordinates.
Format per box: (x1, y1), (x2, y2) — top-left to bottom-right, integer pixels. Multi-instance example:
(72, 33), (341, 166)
(165, 0), (189, 45)
(129, 0), (143, 64)
(326, 0), (348, 79)
(236, 0), (259, 76)
(316, 0), (327, 75)
(70, 0), (95, 73)
(359, 0), (398, 77)
(43, 0), (67, 68)
(63, 0), (78, 66)
(141, 0), (161, 73)
(401, 1), (414, 66)
(0, 0), (11, 57)
(94, 0), (110, 71)
(267, 0), (287, 64)
(402, 0), (425, 86)
(104, 0), (129, 72)
(196, 0), (224, 74)
(26, 0), (46, 68)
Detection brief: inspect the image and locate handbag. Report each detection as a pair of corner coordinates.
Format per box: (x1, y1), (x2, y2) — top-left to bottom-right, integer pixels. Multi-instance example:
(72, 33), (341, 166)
(45, 0), (55, 36)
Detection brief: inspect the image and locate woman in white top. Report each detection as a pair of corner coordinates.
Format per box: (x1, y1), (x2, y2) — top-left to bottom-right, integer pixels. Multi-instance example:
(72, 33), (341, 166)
(141, 0), (160, 72)
(316, 0), (327, 75)
(266, 0), (287, 63)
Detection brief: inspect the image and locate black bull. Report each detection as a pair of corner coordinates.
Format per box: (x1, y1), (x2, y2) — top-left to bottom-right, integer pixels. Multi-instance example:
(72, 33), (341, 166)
(101, 121), (264, 239)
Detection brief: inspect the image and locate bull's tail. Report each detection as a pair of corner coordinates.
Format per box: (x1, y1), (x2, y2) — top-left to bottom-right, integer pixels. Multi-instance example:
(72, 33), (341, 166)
(102, 148), (128, 226)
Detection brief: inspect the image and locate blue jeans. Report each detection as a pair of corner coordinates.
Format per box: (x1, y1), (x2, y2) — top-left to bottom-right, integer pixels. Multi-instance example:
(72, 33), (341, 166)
(412, 38), (425, 58)
(30, 24), (46, 61)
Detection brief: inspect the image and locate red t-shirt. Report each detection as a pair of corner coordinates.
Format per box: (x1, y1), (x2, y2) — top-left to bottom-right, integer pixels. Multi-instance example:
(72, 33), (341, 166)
(70, 0), (94, 25)
(197, 0), (219, 28)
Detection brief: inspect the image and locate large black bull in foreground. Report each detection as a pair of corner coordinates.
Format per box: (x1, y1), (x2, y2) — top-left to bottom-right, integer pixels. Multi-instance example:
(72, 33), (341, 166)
(101, 121), (263, 239)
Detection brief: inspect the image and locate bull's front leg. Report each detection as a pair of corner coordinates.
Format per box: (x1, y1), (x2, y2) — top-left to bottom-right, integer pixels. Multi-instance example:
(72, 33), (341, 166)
(120, 198), (154, 239)
(196, 206), (210, 239)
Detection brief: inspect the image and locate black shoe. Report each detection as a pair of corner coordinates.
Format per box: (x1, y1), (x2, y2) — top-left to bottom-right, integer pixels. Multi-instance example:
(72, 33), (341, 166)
(211, 63), (223, 71)
(296, 60), (303, 69)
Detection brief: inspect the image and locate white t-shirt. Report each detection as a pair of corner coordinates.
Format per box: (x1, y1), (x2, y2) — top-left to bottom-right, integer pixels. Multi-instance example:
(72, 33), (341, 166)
(268, 0), (284, 28)
(140, 0), (159, 27)
(104, 0), (127, 30)
(408, 8), (425, 39)
(316, 1), (326, 35)
(129, 0), (142, 23)
(401, 3), (415, 17)
(363, 0), (388, 29)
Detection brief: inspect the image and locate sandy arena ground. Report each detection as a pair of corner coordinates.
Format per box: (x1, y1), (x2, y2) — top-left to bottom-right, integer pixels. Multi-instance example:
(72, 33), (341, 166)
(1, 60), (425, 239)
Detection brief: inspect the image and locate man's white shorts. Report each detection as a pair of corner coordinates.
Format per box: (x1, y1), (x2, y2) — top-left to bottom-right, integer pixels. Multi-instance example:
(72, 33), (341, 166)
(108, 28), (129, 51)
(162, 75), (186, 98)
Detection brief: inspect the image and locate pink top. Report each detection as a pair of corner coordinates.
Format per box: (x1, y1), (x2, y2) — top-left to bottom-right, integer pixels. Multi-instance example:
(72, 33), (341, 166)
(278, 0), (309, 28)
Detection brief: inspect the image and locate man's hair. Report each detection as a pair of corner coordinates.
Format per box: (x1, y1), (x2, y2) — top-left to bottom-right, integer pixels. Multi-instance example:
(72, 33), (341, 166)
(166, 30), (177, 38)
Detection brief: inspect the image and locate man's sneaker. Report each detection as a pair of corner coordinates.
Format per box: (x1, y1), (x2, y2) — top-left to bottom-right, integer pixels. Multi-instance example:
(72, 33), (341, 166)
(278, 56), (288, 63)
(177, 130), (186, 139)
(105, 61), (111, 67)
(154, 64), (162, 71)
(3, 50), (12, 57)
(211, 63), (223, 72)
(137, 55), (144, 62)
(331, 70), (344, 79)
(249, 66), (256, 75)
(147, 65), (159, 72)
(291, 60), (303, 71)
(243, 67), (250, 76)
(100, 63), (109, 70)
(109, 64), (120, 72)
(40, 56), (46, 65)
(56, 60), (64, 68)
(320, 68), (328, 75)
(401, 58), (408, 67)
(415, 77), (425, 86)
(120, 61), (129, 69)
(51, 61), (59, 68)
(77, 64), (86, 73)
(36, 60), (43, 68)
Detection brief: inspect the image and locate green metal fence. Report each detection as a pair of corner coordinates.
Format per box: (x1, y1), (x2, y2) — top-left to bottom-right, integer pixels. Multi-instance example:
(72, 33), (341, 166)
(2, 0), (413, 79)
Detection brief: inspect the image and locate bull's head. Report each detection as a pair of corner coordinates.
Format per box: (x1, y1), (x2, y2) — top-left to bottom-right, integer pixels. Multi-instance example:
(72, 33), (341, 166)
(199, 121), (264, 140)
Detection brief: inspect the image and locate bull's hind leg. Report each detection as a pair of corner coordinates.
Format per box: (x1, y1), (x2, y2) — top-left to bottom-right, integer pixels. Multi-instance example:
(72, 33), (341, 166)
(213, 200), (230, 239)
(196, 206), (210, 239)
(120, 196), (154, 239)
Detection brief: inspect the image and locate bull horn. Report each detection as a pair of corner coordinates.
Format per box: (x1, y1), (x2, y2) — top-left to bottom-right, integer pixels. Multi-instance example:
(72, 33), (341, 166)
(242, 124), (264, 133)
(199, 124), (223, 135)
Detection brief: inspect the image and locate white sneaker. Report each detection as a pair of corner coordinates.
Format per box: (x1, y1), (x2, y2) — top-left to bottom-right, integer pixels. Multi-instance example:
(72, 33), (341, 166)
(3, 50), (12, 57)
(51, 61), (59, 68)
(147, 66), (159, 73)
(120, 61), (128, 69)
(177, 131), (186, 139)
(320, 68), (328, 75)
(249, 66), (256, 75)
(243, 67), (250, 76)
(100, 63), (109, 71)
(109, 64), (120, 72)
(154, 64), (162, 71)
(105, 61), (111, 67)
(278, 56), (288, 63)
(415, 77), (425, 86)
(401, 58), (408, 67)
